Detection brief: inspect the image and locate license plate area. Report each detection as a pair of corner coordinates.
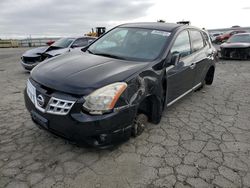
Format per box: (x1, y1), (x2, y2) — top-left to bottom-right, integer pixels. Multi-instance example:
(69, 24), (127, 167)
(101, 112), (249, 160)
(31, 110), (49, 129)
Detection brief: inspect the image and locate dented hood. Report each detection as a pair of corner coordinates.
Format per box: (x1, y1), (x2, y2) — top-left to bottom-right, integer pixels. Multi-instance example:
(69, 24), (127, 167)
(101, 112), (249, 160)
(22, 46), (70, 58)
(23, 46), (48, 57)
(31, 51), (149, 95)
(45, 48), (70, 56)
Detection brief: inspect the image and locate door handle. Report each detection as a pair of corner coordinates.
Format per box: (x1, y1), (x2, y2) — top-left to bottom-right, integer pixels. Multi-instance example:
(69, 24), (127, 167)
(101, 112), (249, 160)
(190, 63), (196, 69)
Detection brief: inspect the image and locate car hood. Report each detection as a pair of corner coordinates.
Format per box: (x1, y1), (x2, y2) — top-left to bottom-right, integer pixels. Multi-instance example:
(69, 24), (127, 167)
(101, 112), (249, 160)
(45, 48), (70, 56)
(221, 42), (250, 48)
(23, 46), (48, 57)
(31, 51), (149, 95)
(22, 46), (69, 58)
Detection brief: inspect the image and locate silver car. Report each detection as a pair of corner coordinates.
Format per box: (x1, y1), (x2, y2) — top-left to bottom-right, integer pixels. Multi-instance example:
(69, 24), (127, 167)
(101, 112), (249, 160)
(20, 37), (96, 70)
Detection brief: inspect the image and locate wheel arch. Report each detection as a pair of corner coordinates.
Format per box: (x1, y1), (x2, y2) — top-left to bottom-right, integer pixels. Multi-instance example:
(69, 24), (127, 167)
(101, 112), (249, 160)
(137, 94), (163, 124)
(205, 65), (215, 85)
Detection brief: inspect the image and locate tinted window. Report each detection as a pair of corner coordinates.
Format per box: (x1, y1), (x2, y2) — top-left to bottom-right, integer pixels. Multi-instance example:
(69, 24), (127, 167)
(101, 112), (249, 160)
(236, 30), (246, 34)
(52, 38), (74, 48)
(72, 38), (88, 47)
(190, 30), (204, 52)
(88, 27), (171, 61)
(171, 30), (191, 58)
(228, 34), (250, 43)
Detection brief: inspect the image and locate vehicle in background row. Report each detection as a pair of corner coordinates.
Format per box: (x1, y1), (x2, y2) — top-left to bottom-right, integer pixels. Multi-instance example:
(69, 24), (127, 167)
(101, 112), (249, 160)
(46, 40), (55, 46)
(86, 27), (106, 37)
(218, 33), (250, 60)
(24, 22), (216, 148)
(215, 30), (246, 44)
(210, 32), (223, 43)
(20, 37), (96, 70)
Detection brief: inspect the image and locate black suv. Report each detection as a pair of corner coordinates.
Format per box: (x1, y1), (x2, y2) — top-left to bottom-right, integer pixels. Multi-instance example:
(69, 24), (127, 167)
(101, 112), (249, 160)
(24, 22), (216, 147)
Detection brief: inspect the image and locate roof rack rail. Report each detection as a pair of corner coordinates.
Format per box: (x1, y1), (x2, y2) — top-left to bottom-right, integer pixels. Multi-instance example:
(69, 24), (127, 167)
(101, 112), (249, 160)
(177, 21), (190, 25)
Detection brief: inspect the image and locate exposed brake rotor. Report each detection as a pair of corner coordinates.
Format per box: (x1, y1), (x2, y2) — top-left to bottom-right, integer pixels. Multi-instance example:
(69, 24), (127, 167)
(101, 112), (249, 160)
(131, 113), (148, 137)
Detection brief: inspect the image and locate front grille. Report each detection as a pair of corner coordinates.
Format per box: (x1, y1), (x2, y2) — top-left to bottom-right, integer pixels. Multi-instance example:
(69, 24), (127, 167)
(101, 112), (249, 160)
(26, 79), (75, 115)
(27, 79), (36, 104)
(22, 56), (41, 64)
(47, 97), (74, 115)
(221, 48), (250, 59)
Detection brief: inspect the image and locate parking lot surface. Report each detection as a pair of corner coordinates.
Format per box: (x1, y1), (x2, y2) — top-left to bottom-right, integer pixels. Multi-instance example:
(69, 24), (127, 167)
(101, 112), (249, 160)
(0, 48), (250, 188)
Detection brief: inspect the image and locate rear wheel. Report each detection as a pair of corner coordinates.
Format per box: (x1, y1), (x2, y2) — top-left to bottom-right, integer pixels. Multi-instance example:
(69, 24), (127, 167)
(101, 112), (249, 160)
(195, 66), (215, 91)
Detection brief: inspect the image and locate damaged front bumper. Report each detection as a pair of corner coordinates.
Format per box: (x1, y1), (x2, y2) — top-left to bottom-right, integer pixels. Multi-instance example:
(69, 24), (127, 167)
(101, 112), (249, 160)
(219, 47), (250, 60)
(20, 54), (53, 71)
(24, 80), (137, 148)
(20, 60), (40, 71)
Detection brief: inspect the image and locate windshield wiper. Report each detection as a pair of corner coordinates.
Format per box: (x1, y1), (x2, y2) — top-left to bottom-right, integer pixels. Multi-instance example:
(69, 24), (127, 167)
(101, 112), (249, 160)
(50, 46), (63, 49)
(86, 49), (94, 54)
(94, 53), (125, 60)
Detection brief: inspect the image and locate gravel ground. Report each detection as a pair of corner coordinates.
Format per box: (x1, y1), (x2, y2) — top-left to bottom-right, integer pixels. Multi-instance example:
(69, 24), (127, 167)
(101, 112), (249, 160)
(0, 48), (250, 188)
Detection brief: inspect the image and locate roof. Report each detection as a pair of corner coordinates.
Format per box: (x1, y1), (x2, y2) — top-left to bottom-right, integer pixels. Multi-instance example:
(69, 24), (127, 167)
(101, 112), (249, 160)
(62, 36), (96, 40)
(234, 33), (250, 36)
(118, 22), (183, 32)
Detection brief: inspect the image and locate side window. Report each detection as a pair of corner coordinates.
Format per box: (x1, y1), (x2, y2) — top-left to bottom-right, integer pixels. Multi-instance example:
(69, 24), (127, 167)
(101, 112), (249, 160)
(190, 30), (205, 52)
(201, 31), (210, 47)
(72, 38), (88, 47)
(87, 38), (94, 44)
(171, 30), (191, 58)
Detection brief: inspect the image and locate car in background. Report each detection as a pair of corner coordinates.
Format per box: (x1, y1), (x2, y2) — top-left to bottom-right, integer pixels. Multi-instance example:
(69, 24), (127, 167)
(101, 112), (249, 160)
(215, 30), (246, 44)
(20, 37), (96, 70)
(46, 40), (55, 46)
(210, 32), (223, 43)
(24, 22), (216, 147)
(218, 33), (250, 60)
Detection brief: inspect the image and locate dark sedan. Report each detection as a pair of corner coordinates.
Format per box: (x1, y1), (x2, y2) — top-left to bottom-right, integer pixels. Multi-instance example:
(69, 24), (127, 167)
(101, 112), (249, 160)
(20, 37), (96, 70)
(219, 33), (250, 60)
(24, 22), (216, 148)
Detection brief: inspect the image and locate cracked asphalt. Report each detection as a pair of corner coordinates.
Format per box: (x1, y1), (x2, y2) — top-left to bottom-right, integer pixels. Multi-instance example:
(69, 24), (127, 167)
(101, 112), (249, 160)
(0, 48), (250, 188)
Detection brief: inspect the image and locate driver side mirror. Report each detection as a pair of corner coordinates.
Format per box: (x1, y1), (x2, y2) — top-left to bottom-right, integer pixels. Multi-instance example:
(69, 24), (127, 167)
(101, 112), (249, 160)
(170, 52), (181, 66)
(81, 46), (88, 52)
(71, 44), (79, 48)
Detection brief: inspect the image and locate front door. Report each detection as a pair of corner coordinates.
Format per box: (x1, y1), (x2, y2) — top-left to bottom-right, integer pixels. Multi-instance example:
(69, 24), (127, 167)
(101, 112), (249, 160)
(166, 30), (196, 104)
(189, 30), (210, 87)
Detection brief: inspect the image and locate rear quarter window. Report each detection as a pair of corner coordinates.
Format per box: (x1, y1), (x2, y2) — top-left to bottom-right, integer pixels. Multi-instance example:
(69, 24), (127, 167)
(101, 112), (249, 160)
(201, 31), (211, 47)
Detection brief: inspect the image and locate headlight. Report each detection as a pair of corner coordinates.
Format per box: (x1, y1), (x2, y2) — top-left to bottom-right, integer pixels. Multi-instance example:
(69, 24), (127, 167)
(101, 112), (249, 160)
(83, 82), (127, 115)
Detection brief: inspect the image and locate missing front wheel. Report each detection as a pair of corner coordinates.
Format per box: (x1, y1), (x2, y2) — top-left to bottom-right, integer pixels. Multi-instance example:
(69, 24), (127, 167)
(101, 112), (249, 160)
(131, 114), (148, 137)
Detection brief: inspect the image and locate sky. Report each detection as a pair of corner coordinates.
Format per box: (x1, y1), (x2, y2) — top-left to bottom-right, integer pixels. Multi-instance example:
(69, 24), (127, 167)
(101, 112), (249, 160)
(0, 0), (250, 38)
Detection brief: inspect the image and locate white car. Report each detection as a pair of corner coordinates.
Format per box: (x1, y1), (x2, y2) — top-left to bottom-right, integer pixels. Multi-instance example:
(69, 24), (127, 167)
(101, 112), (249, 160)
(210, 32), (223, 42)
(20, 37), (96, 70)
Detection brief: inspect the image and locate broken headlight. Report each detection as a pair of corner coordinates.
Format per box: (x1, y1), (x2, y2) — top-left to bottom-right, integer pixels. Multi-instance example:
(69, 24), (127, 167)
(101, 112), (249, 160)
(83, 82), (127, 115)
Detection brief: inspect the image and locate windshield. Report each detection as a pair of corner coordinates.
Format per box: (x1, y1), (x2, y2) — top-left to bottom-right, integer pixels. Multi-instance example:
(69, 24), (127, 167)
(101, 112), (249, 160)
(88, 27), (171, 61)
(228, 34), (250, 43)
(52, 38), (74, 48)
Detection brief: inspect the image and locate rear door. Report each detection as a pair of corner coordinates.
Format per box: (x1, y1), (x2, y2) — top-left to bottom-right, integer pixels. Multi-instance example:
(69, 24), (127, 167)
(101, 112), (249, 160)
(189, 29), (211, 87)
(166, 30), (196, 104)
